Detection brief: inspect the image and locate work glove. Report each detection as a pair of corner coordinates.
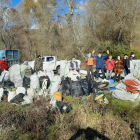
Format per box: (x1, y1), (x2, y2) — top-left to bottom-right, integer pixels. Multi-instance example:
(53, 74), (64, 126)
(107, 50), (109, 54)
(92, 50), (95, 54)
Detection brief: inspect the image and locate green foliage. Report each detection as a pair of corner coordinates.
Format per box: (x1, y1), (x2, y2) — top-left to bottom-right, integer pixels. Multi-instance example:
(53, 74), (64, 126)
(98, 43), (140, 58)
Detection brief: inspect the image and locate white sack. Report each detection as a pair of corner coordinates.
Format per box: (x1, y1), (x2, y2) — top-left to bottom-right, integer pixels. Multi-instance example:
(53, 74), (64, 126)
(38, 71), (45, 78)
(30, 73), (40, 89)
(16, 87), (26, 95)
(8, 91), (16, 102)
(67, 70), (80, 81)
(9, 64), (28, 87)
(80, 70), (87, 75)
(45, 71), (54, 81)
(60, 60), (70, 77)
(0, 88), (3, 102)
(28, 61), (35, 70)
(0, 70), (10, 82)
(112, 82), (140, 101)
(38, 70), (54, 81)
(27, 88), (35, 97)
(49, 76), (61, 95)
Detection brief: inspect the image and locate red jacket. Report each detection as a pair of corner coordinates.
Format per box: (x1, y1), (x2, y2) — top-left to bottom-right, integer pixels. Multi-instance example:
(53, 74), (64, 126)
(105, 59), (115, 71)
(0, 60), (8, 70)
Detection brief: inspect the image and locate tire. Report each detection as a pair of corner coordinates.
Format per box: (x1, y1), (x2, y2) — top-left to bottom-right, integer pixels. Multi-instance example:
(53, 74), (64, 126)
(56, 66), (60, 75)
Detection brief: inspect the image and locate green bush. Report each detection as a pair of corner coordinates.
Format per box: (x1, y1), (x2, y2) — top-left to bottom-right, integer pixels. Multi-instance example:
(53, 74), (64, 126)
(98, 43), (140, 59)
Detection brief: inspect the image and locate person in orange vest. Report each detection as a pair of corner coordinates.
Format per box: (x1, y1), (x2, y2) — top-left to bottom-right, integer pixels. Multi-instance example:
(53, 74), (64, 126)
(85, 52), (95, 80)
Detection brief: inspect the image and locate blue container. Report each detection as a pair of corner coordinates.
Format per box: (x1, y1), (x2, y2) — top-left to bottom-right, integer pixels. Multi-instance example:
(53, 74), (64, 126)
(0, 50), (20, 60)
(0, 50), (20, 67)
(109, 79), (114, 85)
(110, 86), (116, 90)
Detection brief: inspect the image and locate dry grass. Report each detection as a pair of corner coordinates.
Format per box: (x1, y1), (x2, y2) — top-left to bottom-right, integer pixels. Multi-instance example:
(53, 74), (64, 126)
(0, 95), (140, 140)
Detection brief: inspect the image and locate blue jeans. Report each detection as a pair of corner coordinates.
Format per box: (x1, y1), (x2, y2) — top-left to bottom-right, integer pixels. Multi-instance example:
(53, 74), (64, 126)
(96, 68), (105, 79)
(124, 68), (128, 76)
(106, 70), (112, 80)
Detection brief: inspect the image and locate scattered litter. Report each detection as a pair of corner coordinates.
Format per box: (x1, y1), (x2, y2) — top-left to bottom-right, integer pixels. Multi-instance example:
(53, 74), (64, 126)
(56, 101), (72, 113)
(23, 96), (33, 105)
(94, 92), (109, 104)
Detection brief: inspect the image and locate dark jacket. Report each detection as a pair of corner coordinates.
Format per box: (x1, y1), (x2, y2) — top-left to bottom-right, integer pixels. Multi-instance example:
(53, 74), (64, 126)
(69, 61), (79, 70)
(95, 55), (109, 69)
(34, 58), (43, 71)
(123, 59), (129, 68)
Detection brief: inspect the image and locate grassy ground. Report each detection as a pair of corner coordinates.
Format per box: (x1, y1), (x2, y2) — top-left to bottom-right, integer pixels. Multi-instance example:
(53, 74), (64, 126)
(0, 93), (140, 140)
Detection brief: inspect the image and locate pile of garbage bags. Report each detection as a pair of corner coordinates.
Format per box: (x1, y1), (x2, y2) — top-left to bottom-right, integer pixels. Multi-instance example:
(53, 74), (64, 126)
(0, 63), (52, 106)
(0, 61), (110, 108)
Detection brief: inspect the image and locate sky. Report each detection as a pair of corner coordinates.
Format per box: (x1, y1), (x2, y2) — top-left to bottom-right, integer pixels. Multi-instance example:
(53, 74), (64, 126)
(11, 0), (22, 7)
(11, 0), (86, 13)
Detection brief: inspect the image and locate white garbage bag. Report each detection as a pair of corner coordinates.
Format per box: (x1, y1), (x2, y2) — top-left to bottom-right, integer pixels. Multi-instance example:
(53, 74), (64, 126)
(45, 71), (54, 81)
(9, 64), (28, 87)
(38, 71), (45, 78)
(27, 88), (35, 97)
(38, 70), (54, 81)
(23, 96), (33, 104)
(30, 73), (40, 89)
(60, 60), (70, 77)
(49, 76), (61, 107)
(67, 70), (80, 81)
(0, 88), (3, 102)
(8, 91), (16, 102)
(49, 76), (61, 95)
(28, 61), (35, 70)
(0, 70), (10, 82)
(80, 70), (87, 75)
(16, 87), (26, 95)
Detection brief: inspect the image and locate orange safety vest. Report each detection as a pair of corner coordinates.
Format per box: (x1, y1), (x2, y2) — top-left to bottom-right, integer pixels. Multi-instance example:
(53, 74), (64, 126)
(87, 58), (95, 65)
